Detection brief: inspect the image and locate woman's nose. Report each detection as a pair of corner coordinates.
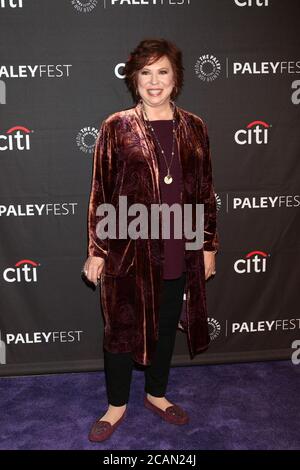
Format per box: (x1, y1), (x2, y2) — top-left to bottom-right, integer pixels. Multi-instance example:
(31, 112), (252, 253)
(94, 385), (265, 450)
(150, 74), (158, 85)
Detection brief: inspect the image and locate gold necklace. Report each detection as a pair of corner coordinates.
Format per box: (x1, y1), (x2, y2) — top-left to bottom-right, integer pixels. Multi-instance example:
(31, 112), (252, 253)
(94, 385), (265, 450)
(142, 101), (176, 184)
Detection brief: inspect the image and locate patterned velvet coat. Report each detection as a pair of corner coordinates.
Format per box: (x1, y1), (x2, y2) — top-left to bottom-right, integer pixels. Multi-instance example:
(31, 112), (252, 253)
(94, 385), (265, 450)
(87, 101), (219, 366)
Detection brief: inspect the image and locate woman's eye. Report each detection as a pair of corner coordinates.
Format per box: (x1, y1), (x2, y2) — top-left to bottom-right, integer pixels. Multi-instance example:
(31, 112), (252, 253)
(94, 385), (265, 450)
(140, 70), (168, 75)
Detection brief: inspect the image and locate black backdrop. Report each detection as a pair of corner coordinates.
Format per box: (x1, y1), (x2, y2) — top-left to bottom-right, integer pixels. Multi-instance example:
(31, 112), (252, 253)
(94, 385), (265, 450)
(0, 0), (299, 376)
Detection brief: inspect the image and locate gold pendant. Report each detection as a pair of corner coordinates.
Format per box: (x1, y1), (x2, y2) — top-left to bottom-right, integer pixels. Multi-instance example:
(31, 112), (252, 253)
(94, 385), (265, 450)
(164, 174), (173, 184)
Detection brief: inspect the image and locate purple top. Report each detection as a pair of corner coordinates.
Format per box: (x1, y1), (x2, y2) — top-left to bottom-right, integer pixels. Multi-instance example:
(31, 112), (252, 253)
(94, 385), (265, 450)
(149, 119), (186, 280)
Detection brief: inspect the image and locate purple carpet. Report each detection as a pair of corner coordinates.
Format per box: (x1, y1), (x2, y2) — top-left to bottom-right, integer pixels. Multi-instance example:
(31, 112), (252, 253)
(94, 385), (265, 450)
(0, 360), (299, 450)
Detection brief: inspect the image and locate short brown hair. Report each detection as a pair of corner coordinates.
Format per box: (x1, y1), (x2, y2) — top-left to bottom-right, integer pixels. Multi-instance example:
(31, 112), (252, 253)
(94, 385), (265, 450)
(124, 38), (184, 103)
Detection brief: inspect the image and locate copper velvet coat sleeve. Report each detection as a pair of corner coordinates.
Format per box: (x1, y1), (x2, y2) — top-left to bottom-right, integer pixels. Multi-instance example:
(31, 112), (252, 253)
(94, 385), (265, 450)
(87, 120), (117, 260)
(200, 120), (219, 253)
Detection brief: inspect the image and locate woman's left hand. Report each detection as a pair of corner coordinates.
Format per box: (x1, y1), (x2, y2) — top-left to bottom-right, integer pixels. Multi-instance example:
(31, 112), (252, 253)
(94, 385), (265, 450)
(204, 251), (216, 280)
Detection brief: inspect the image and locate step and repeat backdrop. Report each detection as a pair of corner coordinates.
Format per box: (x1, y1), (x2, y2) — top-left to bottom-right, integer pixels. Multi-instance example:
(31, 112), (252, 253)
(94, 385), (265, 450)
(0, 0), (299, 375)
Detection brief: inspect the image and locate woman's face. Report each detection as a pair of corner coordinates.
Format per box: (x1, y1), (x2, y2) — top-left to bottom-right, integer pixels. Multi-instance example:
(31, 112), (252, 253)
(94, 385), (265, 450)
(136, 55), (175, 108)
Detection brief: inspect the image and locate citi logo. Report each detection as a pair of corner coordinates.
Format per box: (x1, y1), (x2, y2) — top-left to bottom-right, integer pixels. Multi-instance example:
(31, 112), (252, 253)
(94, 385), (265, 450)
(3, 259), (39, 283)
(0, 126), (32, 151)
(0, 0), (23, 7)
(234, 250), (269, 274)
(234, 0), (268, 6)
(234, 120), (271, 145)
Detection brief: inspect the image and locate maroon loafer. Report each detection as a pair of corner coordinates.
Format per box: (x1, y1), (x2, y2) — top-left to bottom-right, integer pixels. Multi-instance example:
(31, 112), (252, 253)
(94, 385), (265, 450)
(144, 396), (189, 425)
(88, 410), (126, 443)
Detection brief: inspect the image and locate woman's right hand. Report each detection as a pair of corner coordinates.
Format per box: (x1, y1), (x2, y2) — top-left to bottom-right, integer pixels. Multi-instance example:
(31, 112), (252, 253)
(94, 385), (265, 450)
(83, 256), (106, 286)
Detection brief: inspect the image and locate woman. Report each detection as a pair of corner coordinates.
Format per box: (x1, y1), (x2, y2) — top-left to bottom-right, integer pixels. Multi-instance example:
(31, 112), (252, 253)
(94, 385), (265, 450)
(83, 38), (219, 442)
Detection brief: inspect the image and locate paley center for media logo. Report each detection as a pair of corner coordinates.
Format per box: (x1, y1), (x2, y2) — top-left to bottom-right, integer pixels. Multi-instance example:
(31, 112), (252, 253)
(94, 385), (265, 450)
(193, 55), (299, 86)
(0, 64), (72, 79)
(215, 193), (222, 212)
(71, 0), (192, 13)
(208, 317), (221, 341)
(71, 0), (98, 12)
(194, 55), (299, 81)
(76, 126), (99, 154)
(231, 60), (300, 77)
(0, 202), (78, 217)
(230, 194), (300, 211)
(180, 296), (221, 341)
(195, 55), (221, 82)
(0, 330), (84, 365)
(227, 318), (300, 335)
(0, 64), (72, 105)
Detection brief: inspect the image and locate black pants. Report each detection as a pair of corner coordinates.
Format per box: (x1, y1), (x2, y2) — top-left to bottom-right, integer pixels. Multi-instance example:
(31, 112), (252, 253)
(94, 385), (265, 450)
(103, 272), (186, 406)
